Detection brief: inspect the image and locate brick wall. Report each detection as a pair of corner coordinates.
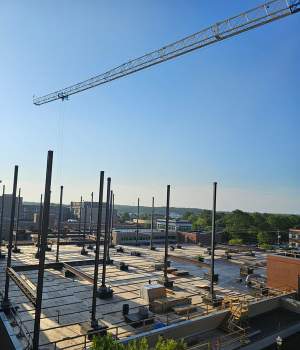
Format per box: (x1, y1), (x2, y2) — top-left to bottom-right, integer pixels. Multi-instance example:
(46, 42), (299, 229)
(267, 254), (300, 291)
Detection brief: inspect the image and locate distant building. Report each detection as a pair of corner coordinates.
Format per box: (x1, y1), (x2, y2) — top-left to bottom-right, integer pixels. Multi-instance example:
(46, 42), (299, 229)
(156, 219), (192, 232)
(177, 231), (222, 245)
(0, 194), (23, 219)
(112, 229), (177, 246)
(71, 201), (115, 223)
(0, 194), (23, 239)
(289, 228), (300, 249)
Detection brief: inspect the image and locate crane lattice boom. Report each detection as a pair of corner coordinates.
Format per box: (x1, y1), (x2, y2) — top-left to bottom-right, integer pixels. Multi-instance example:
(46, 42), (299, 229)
(33, 0), (300, 105)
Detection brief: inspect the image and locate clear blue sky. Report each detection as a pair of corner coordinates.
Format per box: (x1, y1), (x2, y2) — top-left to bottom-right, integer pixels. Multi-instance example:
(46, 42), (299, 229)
(0, 0), (299, 213)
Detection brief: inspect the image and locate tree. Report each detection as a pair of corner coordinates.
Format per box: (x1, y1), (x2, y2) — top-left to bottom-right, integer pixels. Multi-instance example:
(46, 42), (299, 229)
(257, 231), (272, 245)
(91, 335), (186, 350)
(121, 212), (130, 223)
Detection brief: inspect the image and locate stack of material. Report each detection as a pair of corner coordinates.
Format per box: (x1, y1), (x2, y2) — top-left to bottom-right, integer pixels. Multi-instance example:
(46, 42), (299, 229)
(171, 270), (189, 276)
(150, 296), (192, 314)
(154, 263), (164, 271)
(140, 284), (166, 303)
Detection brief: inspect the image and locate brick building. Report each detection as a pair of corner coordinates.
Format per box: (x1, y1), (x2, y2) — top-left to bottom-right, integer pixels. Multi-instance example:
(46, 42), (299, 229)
(267, 253), (300, 291)
(177, 231), (222, 245)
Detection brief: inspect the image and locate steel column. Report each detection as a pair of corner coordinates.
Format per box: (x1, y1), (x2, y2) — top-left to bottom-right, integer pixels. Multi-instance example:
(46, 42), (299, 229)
(78, 196), (82, 234)
(135, 197), (140, 246)
(163, 185), (170, 283)
(90, 192), (93, 235)
(101, 177), (111, 287)
(3, 165), (18, 306)
(14, 188), (21, 250)
(150, 197), (154, 250)
(32, 151), (53, 350)
(0, 185), (5, 258)
(82, 203), (87, 253)
(110, 192), (114, 246)
(56, 186), (63, 262)
(36, 194), (43, 256)
(106, 190), (113, 260)
(91, 171), (104, 328)
(210, 182), (217, 300)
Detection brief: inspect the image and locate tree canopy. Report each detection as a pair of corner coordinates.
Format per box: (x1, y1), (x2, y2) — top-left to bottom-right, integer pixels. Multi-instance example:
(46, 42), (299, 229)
(183, 209), (300, 245)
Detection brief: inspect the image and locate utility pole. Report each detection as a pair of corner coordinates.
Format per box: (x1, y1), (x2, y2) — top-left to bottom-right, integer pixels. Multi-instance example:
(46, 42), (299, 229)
(210, 182), (217, 303)
(3, 165), (18, 309)
(135, 197), (140, 246)
(56, 186), (63, 262)
(32, 150), (53, 350)
(91, 171), (104, 328)
(150, 197), (155, 250)
(0, 184), (5, 259)
(13, 188), (21, 253)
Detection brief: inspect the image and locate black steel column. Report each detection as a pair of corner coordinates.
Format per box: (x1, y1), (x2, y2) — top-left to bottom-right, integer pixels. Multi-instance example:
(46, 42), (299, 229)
(36, 194), (43, 258)
(101, 177), (111, 287)
(150, 196), (154, 250)
(110, 192), (114, 246)
(90, 192), (93, 235)
(163, 185), (170, 283)
(78, 196), (82, 234)
(135, 197), (140, 246)
(13, 188), (21, 251)
(32, 151), (53, 350)
(210, 182), (217, 300)
(0, 185), (5, 258)
(106, 190), (113, 260)
(91, 171), (104, 328)
(56, 186), (63, 262)
(3, 165), (18, 306)
(81, 203), (87, 254)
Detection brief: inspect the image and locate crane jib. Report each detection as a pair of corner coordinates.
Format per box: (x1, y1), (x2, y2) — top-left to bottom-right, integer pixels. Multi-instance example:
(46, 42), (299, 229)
(33, 0), (300, 106)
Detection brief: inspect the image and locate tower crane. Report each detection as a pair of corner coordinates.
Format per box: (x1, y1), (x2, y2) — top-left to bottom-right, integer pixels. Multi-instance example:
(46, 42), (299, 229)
(33, 0), (300, 106)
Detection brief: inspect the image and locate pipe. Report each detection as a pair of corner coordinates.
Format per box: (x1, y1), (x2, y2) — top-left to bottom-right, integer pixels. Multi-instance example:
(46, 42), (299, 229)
(91, 171), (104, 328)
(3, 165), (18, 305)
(32, 151), (53, 350)
(56, 186), (63, 262)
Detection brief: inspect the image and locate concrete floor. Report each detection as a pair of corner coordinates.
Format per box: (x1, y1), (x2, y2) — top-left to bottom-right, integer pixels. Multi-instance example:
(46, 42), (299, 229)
(0, 243), (271, 349)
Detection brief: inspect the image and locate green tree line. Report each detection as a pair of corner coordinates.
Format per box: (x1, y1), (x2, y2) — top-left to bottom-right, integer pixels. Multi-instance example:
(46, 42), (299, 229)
(183, 209), (300, 246)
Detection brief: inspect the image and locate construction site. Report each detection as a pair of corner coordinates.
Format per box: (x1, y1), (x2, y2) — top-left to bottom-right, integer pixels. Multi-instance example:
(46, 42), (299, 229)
(0, 0), (300, 349)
